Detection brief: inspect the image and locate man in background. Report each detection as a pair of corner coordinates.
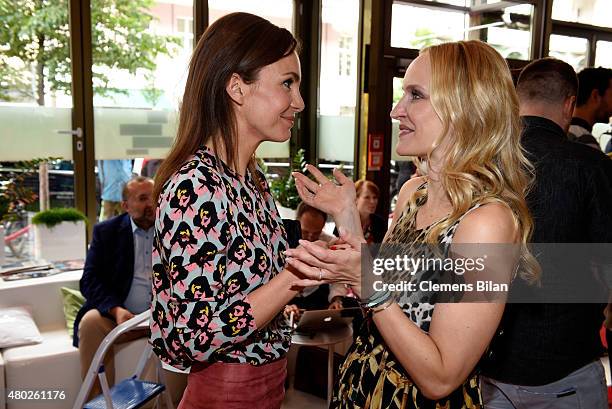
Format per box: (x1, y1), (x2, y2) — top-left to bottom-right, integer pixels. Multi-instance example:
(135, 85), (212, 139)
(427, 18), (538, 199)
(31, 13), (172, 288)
(481, 58), (612, 408)
(569, 67), (612, 150)
(74, 176), (155, 397)
(296, 201), (333, 243)
(284, 202), (336, 318)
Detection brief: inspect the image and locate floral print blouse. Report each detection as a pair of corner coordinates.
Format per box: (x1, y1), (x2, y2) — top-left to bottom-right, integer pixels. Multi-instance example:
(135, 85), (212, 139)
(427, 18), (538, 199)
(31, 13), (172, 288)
(150, 146), (291, 370)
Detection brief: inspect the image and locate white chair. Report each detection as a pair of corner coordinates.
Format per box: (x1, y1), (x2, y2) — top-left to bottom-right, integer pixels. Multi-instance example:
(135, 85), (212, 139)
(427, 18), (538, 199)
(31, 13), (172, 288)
(72, 312), (173, 409)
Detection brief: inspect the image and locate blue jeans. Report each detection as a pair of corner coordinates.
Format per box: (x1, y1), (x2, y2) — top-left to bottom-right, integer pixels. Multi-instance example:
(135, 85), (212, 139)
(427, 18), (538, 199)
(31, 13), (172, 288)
(481, 360), (607, 409)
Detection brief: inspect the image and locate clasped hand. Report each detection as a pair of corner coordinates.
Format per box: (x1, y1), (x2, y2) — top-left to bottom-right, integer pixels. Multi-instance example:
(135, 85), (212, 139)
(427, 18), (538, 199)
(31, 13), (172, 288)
(287, 164), (365, 297)
(285, 232), (363, 298)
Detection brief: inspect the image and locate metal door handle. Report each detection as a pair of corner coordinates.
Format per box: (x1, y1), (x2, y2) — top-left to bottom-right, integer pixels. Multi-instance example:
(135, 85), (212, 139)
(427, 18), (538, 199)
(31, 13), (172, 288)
(56, 128), (83, 138)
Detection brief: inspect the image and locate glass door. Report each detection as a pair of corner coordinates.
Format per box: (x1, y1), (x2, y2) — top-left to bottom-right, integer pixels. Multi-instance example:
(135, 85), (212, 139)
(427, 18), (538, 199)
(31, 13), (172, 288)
(317, 0), (361, 178)
(0, 0), (75, 260)
(90, 0), (194, 222)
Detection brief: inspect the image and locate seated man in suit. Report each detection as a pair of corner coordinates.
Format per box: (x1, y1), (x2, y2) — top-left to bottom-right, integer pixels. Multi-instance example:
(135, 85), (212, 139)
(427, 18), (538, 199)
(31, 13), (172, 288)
(296, 201), (334, 243)
(73, 175), (155, 396)
(284, 202), (337, 321)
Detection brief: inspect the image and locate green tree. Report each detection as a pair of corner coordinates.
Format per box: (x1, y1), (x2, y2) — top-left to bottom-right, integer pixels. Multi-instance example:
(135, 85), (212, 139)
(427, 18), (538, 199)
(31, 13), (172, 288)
(0, 157), (60, 221)
(270, 149), (306, 210)
(0, 0), (180, 105)
(410, 28), (453, 50)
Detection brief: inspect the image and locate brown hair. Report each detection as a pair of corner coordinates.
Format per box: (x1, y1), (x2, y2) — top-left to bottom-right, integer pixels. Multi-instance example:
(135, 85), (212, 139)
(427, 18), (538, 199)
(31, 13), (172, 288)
(517, 58), (578, 104)
(576, 67), (612, 106)
(296, 201), (327, 222)
(355, 180), (379, 198)
(154, 13), (298, 201)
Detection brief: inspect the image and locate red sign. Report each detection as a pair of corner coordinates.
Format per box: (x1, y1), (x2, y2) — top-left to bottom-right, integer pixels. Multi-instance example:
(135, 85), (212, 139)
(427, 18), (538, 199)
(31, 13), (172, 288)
(368, 133), (383, 171)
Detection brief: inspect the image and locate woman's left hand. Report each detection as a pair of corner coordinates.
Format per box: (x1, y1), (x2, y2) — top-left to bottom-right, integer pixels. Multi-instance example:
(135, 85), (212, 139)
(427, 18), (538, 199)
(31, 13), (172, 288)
(284, 231), (364, 297)
(293, 165), (356, 220)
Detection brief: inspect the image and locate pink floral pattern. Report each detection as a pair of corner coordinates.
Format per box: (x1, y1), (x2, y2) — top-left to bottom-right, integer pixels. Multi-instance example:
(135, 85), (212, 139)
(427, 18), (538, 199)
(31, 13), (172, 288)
(150, 146), (291, 370)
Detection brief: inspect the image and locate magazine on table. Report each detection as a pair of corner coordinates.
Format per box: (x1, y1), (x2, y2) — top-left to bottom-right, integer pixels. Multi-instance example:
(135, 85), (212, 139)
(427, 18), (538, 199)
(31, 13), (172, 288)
(1, 258), (84, 281)
(0, 260), (53, 276)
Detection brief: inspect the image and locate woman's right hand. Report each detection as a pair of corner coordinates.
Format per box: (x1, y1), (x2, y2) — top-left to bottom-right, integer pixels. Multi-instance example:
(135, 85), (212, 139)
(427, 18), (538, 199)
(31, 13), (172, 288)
(284, 230), (365, 298)
(292, 165), (356, 219)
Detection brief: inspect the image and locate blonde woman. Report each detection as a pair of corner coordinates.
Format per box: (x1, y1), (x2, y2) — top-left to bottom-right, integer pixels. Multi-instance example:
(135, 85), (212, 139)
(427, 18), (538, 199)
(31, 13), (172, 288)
(286, 40), (538, 408)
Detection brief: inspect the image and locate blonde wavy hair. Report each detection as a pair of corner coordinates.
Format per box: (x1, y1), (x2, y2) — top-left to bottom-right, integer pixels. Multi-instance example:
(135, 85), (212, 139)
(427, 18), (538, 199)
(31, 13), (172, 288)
(406, 40), (539, 284)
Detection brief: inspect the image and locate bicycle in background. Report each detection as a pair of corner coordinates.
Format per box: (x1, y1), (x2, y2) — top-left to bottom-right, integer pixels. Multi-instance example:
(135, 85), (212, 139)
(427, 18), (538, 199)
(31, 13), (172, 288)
(3, 202), (31, 259)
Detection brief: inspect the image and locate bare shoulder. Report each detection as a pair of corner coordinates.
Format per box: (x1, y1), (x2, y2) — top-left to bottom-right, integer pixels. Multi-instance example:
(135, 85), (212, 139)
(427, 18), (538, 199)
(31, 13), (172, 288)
(395, 176), (426, 212)
(453, 202), (518, 244)
(384, 177), (427, 239)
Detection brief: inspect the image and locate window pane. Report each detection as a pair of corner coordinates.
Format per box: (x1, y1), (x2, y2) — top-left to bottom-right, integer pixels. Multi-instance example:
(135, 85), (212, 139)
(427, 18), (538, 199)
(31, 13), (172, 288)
(414, 0), (468, 6)
(552, 0), (612, 28)
(91, 0), (192, 221)
(391, 2), (467, 49)
(595, 41), (612, 68)
(209, 0), (293, 32)
(1, 0), (74, 260)
(413, 1), (532, 6)
(392, 2), (532, 59)
(317, 0), (360, 178)
(469, 4), (533, 60)
(208, 0), (294, 162)
(548, 34), (588, 73)
(177, 17), (194, 52)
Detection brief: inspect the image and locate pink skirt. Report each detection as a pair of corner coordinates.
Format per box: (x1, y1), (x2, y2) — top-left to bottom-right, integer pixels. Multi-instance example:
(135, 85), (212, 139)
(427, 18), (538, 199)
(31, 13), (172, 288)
(177, 357), (287, 409)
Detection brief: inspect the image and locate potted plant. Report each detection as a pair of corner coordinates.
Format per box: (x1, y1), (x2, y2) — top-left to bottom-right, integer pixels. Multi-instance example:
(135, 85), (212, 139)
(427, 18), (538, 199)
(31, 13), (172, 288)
(270, 148), (306, 219)
(32, 208), (87, 262)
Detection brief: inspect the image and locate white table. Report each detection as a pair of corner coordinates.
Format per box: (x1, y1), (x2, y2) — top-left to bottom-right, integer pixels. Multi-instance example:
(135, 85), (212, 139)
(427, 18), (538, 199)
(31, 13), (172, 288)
(291, 325), (352, 406)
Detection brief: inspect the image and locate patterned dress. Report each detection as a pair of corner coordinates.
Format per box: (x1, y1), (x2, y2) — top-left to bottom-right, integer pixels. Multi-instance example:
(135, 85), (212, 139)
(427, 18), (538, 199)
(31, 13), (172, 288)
(331, 182), (483, 409)
(149, 146), (291, 370)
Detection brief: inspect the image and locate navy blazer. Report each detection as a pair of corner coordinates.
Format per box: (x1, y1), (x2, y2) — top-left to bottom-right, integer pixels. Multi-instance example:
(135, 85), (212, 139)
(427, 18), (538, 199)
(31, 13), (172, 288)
(73, 212), (135, 347)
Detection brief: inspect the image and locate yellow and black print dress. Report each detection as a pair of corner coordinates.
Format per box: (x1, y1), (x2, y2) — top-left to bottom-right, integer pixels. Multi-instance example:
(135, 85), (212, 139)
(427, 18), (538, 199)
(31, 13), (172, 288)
(331, 182), (482, 409)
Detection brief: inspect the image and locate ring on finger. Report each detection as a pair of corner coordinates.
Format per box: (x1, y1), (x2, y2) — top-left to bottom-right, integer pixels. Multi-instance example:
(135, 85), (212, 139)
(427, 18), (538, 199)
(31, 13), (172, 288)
(318, 268), (324, 281)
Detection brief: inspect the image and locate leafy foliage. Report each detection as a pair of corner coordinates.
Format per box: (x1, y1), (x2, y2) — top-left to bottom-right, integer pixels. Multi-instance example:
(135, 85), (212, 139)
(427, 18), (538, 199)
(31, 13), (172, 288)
(409, 28), (453, 50)
(0, 0), (180, 105)
(0, 157), (60, 222)
(270, 149), (306, 210)
(32, 207), (87, 227)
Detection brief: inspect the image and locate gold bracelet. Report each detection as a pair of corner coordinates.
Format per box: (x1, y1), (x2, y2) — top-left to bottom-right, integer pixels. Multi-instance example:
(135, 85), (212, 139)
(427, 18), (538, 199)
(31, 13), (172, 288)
(371, 298), (394, 314)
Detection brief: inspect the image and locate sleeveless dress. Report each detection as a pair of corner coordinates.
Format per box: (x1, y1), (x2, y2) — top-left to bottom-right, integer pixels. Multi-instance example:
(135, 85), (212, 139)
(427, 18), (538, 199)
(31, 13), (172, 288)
(331, 182), (483, 409)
